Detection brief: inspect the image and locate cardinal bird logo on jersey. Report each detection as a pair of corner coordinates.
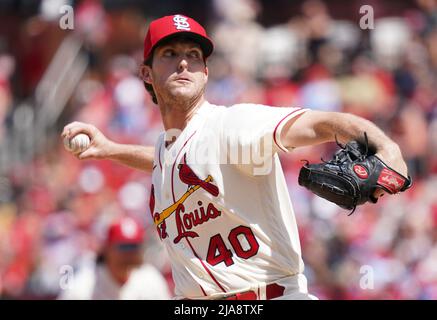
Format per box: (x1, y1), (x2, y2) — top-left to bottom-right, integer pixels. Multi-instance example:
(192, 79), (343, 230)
(151, 154), (222, 243)
(178, 163), (219, 196)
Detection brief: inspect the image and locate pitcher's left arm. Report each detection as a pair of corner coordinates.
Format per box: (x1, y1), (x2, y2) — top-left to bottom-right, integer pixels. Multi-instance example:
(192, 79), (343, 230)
(280, 110), (408, 178)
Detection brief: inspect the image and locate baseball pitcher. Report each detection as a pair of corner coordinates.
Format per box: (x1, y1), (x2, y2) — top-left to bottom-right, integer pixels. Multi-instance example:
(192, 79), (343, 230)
(62, 15), (411, 300)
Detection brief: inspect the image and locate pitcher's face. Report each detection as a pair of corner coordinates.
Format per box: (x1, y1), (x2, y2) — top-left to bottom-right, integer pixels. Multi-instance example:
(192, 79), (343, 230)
(144, 40), (208, 104)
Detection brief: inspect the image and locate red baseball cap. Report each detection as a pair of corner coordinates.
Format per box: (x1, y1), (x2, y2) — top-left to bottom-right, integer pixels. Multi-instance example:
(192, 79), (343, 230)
(143, 14), (214, 61)
(106, 216), (145, 245)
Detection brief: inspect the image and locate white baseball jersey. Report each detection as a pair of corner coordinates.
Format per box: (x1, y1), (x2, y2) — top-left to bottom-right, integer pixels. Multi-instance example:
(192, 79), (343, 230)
(149, 101), (312, 299)
(58, 262), (171, 300)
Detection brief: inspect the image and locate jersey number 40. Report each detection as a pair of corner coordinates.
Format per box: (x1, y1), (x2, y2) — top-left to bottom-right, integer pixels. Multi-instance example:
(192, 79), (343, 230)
(206, 225), (259, 267)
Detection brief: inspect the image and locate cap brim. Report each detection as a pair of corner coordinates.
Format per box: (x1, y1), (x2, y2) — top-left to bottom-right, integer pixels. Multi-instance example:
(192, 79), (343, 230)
(114, 243), (143, 251)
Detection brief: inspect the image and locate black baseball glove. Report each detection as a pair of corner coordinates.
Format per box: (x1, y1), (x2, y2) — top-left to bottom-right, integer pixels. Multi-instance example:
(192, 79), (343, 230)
(298, 134), (412, 214)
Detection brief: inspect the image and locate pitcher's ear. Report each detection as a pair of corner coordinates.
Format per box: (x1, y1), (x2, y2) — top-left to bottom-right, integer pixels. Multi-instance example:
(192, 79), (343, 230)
(140, 65), (153, 84)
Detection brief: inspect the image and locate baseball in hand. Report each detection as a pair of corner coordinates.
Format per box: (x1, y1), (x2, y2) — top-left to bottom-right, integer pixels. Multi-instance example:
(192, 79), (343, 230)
(63, 133), (91, 154)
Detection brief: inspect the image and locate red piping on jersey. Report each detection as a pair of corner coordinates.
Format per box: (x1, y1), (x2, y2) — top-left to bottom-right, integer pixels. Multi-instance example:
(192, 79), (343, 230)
(178, 217), (218, 297)
(273, 108), (303, 152)
(185, 237), (227, 293)
(158, 143), (163, 170)
(199, 284), (207, 296)
(171, 131), (197, 202)
(170, 130), (227, 295)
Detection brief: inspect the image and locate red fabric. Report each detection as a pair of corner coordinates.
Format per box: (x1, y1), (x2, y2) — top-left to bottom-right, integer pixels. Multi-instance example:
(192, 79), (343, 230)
(143, 14), (214, 61)
(106, 216), (145, 245)
(266, 283), (286, 299)
(377, 168), (407, 193)
(224, 283), (285, 300)
(178, 164), (219, 196)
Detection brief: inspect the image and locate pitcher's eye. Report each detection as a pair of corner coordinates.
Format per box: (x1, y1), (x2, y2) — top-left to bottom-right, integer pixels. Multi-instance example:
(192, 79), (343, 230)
(163, 49), (176, 57)
(188, 50), (201, 59)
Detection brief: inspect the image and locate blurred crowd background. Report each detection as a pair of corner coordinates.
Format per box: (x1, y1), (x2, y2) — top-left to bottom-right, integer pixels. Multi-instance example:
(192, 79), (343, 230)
(0, 0), (436, 299)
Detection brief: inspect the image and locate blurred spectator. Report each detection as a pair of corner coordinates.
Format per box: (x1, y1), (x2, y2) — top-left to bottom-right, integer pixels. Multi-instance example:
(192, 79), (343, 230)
(58, 215), (170, 300)
(0, 46), (14, 142)
(300, 0), (333, 63)
(371, 17), (412, 69)
(299, 64), (342, 112)
(212, 0), (265, 78)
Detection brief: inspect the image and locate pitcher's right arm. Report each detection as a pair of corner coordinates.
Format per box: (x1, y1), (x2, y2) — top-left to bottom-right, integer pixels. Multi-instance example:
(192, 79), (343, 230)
(62, 122), (155, 173)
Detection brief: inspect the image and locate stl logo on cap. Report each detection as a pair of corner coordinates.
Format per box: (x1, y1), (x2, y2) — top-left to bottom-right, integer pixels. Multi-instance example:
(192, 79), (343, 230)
(173, 15), (190, 31)
(143, 14), (214, 61)
(120, 218), (138, 239)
